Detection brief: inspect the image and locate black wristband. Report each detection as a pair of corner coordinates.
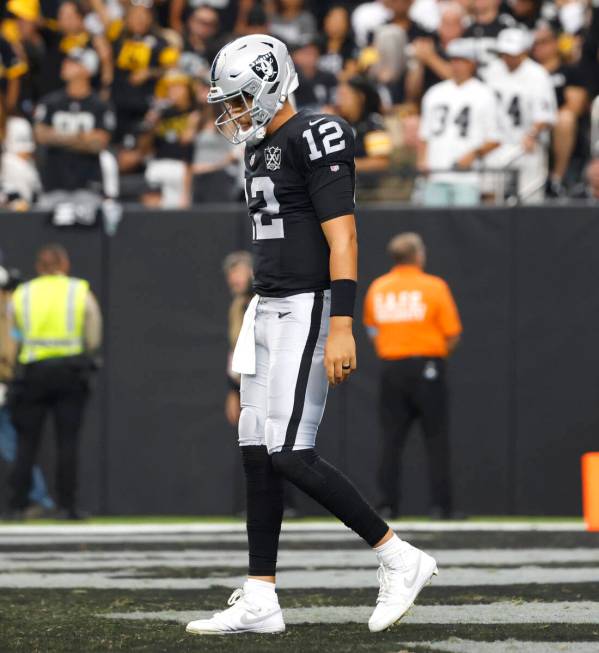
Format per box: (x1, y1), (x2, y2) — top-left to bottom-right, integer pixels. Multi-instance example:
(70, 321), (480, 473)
(330, 279), (357, 318)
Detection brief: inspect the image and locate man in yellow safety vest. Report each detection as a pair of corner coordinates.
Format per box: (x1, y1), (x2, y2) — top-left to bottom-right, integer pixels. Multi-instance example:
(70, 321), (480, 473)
(5, 243), (102, 520)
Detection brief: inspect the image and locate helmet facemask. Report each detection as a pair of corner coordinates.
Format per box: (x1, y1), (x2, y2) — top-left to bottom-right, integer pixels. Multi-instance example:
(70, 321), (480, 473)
(209, 85), (271, 145)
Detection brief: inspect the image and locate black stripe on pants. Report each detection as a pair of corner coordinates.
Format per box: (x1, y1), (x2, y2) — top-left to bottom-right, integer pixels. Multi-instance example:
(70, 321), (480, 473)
(283, 290), (324, 451)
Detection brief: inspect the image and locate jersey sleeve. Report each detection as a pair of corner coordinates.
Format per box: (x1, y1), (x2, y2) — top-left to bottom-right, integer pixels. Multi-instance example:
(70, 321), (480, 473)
(435, 280), (462, 338)
(298, 115), (356, 222)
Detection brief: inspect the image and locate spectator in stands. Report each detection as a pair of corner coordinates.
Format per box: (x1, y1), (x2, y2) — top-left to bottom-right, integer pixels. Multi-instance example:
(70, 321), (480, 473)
(351, 0), (392, 49)
(417, 38), (500, 206)
(269, 0), (316, 50)
(0, 34), (27, 115)
(191, 79), (240, 203)
(143, 69), (200, 208)
(291, 39), (337, 111)
(109, 0), (179, 145)
(464, 0), (516, 70)
(363, 232), (462, 519)
(506, 0), (543, 30)
(2, 0), (46, 119)
(169, 0), (239, 37)
(34, 48), (115, 219)
(335, 76), (392, 173)
(0, 116), (41, 209)
(582, 1), (599, 100)
(481, 28), (557, 203)
(38, 1), (112, 99)
(375, 0), (438, 105)
(408, 0), (467, 93)
(532, 22), (589, 196)
(178, 5), (222, 80)
(317, 5), (359, 80)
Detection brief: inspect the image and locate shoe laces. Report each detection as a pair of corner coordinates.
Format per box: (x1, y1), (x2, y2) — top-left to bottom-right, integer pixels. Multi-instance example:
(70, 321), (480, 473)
(227, 588), (245, 607)
(376, 565), (392, 604)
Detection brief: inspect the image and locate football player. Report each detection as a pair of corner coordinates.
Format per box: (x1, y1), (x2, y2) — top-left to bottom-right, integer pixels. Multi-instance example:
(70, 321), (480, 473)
(185, 35), (438, 637)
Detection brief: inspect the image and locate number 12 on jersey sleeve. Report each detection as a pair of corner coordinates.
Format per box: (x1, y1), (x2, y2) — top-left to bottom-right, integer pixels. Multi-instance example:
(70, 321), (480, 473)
(246, 176), (284, 240)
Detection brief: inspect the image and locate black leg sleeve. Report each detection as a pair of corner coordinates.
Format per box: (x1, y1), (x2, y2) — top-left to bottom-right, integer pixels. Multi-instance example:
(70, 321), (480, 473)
(241, 445), (284, 576)
(271, 449), (388, 547)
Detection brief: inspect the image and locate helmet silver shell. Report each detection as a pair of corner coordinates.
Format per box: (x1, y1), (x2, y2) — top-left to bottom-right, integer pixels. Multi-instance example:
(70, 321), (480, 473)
(207, 34), (299, 145)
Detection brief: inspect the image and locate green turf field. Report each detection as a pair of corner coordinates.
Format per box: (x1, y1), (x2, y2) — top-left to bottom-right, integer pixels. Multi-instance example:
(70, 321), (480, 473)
(1, 521), (598, 652)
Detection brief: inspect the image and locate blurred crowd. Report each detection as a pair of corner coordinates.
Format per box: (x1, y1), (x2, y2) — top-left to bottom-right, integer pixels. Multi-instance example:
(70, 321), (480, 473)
(0, 0), (599, 210)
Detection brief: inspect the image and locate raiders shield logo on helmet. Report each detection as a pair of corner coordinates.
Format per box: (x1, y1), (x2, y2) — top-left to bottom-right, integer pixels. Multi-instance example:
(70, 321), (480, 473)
(264, 146), (282, 171)
(250, 52), (279, 82)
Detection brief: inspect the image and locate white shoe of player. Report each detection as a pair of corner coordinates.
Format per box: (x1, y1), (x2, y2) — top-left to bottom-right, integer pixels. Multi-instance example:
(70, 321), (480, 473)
(368, 545), (438, 633)
(186, 583), (285, 635)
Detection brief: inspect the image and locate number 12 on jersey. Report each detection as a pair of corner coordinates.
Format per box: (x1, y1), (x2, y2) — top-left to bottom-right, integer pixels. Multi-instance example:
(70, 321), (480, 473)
(246, 176), (284, 240)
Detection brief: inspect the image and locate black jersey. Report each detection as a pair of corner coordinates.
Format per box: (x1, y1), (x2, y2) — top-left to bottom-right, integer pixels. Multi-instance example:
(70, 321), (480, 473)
(464, 14), (516, 68)
(244, 110), (355, 297)
(34, 90), (115, 192)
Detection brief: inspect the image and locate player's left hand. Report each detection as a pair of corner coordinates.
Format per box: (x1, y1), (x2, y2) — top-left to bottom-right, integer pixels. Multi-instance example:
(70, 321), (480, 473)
(325, 317), (357, 386)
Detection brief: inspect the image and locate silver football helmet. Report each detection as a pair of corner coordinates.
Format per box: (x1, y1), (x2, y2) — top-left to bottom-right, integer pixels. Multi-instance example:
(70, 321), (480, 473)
(207, 34), (299, 145)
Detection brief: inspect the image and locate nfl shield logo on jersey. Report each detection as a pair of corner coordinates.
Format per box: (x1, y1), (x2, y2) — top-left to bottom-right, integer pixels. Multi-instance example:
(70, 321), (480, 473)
(265, 146), (282, 171)
(250, 52), (279, 82)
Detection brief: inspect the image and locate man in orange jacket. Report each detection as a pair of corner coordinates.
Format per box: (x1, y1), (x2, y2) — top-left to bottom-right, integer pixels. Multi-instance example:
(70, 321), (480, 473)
(363, 232), (462, 519)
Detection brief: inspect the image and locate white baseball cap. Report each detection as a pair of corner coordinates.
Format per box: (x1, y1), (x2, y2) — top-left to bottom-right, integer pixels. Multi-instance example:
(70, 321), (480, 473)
(66, 47), (100, 76)
(494, 28), (532, 56)
(446, 38), (478, 61)
(4, 117), (35, 154)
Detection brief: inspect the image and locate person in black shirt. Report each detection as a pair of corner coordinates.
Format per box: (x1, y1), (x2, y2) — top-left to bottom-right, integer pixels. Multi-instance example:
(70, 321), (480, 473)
(34, 47), (114, 210)
(178, 5), (223, 80)
(0, 35), (27, 117)
(335, 76), (392, 173)
(143, 69), (200, 207)
(109, 0), (179, 143)
(464, 0), (516, 70)
(317, 5), (359, 80)
(186, 33), (437, 639)
(291, 39), (337, 111)
(38, 1), (111, 98)
(532, 22), (589, 194)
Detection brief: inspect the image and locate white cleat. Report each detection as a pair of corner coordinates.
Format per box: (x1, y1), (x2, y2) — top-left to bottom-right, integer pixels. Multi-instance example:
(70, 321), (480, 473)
(186, 584), (285, 635)
(369, 545), (438, 633)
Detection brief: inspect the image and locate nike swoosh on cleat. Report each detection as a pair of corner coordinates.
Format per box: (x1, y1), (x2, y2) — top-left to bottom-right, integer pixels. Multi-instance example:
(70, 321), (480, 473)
(309, 118), (326, 126)
(278, 312), (291, 318)
(239, 610), (279, 626)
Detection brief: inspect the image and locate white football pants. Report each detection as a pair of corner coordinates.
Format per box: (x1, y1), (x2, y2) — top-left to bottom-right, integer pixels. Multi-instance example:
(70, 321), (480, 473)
(238, 290), (330, 453)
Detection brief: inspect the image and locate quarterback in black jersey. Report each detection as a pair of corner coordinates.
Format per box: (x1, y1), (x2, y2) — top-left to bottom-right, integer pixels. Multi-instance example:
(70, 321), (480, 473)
(244, 108), (355, 297)
(186, 34), (438, 638)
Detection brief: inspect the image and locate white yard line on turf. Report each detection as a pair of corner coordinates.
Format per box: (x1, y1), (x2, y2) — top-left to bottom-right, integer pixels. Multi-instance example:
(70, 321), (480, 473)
(3, 566), (599, 589)
(101, 602), (599, 625)
(3, 548), (599, 570)
(0, 520), (586, 536)
(401, 641), (599, 653)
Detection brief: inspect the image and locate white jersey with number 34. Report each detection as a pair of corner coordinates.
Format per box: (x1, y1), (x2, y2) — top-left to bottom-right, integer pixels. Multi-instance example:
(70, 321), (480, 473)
(419, 77), (500, 184)
(481, 57), (557, 146)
